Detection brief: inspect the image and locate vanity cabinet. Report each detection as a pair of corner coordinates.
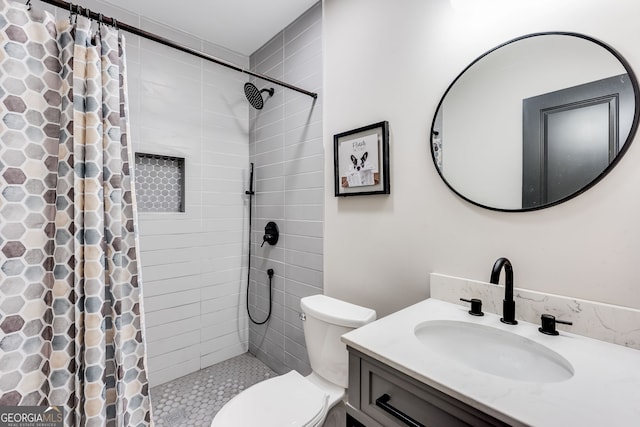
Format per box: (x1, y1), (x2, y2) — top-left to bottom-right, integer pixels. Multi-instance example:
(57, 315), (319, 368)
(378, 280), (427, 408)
(346, 347), (510, 427)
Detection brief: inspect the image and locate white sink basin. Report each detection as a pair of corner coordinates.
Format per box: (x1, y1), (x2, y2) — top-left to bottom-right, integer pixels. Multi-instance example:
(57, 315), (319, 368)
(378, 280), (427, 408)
(414, 320), (574, 383)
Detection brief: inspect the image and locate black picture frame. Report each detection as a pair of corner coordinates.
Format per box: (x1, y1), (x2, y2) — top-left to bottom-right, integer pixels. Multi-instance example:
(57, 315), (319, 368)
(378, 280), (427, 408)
(334, 121), (390, 197)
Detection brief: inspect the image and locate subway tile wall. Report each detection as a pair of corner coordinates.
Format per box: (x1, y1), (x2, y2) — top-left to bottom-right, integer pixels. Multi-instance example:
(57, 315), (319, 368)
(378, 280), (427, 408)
(248, 2), (323, 375)
(32, 0), (252, 386)
(131, 26), (251, 387)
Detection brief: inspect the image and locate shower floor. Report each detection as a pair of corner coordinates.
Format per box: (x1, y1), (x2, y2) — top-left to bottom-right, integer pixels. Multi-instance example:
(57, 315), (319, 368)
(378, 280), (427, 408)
(151, 353), (277, 426)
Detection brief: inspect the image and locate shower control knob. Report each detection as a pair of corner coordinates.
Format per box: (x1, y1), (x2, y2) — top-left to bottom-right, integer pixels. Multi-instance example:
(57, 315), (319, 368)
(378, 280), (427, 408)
(262, 221), (279, 246)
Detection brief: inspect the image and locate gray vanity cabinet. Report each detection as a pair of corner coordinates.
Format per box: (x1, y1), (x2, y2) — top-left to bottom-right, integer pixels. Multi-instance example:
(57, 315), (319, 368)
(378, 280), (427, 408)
(346, 347), (511, 427)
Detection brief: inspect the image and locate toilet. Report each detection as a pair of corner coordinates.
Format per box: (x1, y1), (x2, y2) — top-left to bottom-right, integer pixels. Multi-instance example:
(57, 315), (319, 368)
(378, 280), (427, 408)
(211, 294), (376, 427)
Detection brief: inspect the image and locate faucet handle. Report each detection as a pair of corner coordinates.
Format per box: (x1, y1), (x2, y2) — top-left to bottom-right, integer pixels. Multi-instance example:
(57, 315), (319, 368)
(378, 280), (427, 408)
(460, 298), (484, 316)
(538, 314), (573, 336)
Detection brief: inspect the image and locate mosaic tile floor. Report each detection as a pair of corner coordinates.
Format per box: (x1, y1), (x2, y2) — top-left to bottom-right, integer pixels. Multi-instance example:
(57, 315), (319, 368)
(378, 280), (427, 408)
(150, 353), (277, 426)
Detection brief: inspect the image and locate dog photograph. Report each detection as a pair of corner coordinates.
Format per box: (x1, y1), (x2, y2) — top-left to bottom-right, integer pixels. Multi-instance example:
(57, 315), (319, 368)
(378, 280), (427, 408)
(333, 121), (390, 197)
(338, 133), (380, 189)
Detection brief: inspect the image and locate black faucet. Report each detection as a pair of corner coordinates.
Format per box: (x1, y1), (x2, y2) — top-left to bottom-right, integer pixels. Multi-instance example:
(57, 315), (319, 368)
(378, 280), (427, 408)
(490, 257), (518, 325)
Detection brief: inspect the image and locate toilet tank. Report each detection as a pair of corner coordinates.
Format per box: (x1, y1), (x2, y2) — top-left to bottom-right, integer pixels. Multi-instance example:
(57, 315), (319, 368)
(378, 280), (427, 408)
(300, 295), (376, 389)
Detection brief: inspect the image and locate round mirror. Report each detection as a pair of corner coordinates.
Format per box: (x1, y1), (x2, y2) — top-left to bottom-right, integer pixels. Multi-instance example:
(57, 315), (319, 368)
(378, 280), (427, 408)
(431, 32), (639, 211)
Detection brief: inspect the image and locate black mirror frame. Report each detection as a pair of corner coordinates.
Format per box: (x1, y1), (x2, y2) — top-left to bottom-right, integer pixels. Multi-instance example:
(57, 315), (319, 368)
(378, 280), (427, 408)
(430, 31), (640, 212)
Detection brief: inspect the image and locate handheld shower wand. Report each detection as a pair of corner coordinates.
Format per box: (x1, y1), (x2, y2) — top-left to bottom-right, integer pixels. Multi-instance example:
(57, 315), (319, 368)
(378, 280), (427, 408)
(245, 163), (273, 324)
(245, 163), (255, 196)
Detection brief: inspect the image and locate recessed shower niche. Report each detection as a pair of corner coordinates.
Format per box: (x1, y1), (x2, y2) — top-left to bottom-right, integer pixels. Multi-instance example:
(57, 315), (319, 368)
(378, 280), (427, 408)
(134, 153), (186, 213)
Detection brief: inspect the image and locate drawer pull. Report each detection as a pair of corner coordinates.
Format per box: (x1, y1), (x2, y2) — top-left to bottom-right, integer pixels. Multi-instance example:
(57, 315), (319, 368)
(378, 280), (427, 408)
(375, 393), (426, 427)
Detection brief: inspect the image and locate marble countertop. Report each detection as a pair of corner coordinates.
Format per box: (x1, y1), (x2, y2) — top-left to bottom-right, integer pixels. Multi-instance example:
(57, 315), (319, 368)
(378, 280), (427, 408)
(341, 298), (640, 427)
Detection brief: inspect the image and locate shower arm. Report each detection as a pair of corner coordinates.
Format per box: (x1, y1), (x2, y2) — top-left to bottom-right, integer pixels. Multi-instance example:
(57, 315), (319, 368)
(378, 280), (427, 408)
(36, 0), (318, 99)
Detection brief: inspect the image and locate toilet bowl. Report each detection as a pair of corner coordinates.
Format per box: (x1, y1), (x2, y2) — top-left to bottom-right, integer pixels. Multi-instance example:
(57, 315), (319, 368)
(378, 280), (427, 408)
(210, 371), (342, 427)
(211, 295), (376, 427)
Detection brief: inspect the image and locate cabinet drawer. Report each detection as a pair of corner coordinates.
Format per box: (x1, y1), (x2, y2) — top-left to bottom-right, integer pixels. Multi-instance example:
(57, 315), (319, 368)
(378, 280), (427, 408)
(358, 357), (508, 427)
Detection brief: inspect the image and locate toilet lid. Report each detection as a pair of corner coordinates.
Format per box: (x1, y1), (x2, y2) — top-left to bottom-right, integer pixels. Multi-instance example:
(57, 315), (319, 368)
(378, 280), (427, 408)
(211, 370), (329, 427)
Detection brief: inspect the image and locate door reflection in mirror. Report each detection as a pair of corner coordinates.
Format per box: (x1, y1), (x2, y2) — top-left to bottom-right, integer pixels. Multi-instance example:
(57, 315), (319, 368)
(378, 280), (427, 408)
(522, 73), (634, 208)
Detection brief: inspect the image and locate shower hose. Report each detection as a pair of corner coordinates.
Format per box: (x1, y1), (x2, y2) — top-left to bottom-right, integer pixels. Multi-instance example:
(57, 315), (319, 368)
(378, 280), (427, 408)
(245, 163), (273, 325)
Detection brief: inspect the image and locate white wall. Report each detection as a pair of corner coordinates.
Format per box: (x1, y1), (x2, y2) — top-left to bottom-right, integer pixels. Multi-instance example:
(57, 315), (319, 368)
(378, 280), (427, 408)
(323, 0), (640, 317)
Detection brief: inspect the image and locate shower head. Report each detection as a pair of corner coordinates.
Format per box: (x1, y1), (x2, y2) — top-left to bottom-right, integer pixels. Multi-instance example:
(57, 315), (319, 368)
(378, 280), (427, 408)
(244, 82), (274, 110)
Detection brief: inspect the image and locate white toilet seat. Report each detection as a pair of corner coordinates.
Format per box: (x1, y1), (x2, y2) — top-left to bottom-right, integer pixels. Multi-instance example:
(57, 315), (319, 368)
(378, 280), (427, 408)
(211, 370), (330, 427)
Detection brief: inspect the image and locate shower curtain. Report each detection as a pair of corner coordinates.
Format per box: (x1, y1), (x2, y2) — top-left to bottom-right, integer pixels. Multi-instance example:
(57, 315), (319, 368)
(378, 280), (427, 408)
(0, 1), (152, 426)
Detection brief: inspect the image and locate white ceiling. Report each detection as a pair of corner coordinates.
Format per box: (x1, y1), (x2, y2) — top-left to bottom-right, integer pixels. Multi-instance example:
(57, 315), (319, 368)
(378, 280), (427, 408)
(98, 0), (319, 56)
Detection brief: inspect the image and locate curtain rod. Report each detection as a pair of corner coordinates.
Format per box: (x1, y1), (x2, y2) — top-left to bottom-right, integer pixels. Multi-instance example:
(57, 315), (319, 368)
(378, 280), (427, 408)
(35, 0), (318, 99)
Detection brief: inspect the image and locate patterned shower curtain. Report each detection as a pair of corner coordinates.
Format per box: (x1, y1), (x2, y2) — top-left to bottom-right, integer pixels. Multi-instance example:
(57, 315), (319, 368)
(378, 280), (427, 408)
(0, 1), (152, 425)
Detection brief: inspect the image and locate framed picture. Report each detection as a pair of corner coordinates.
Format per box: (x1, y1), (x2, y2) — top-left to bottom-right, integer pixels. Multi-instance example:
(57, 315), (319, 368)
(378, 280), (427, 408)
(334, 121), (390, 197)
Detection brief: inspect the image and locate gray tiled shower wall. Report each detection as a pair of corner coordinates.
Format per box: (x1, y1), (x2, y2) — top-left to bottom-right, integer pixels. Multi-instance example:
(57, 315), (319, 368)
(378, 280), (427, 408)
(248, 2), (323, 376)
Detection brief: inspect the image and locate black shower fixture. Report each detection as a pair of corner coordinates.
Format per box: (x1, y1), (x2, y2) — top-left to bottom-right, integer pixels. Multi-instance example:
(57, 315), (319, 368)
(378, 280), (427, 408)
(244, 82), (274, 110)
(261, 221), (279, 247)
